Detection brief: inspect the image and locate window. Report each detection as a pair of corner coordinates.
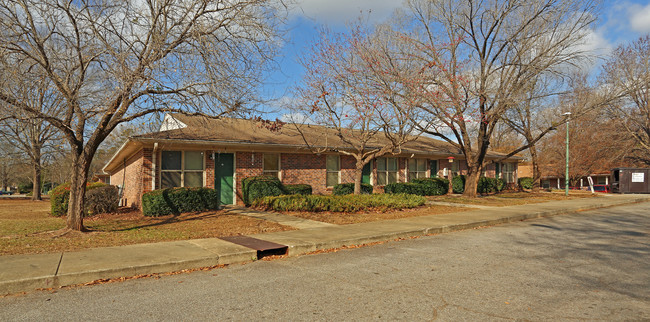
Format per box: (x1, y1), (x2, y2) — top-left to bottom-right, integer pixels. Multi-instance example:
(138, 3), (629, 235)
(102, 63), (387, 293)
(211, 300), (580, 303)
(263, 153), (280, 178)
(503, 162), (515, 183)
(451, 161), (459, 175)
(597, 176), (607, 185)
(326, 155), (340, 187)
(161, 151), (204, 188)
(408, 159), (427, 181)
(377, 157), (398, 185)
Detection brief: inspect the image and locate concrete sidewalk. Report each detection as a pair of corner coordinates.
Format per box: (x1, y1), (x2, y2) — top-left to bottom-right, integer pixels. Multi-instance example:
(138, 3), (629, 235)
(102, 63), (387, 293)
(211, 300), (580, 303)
(2, 194), (649, 295)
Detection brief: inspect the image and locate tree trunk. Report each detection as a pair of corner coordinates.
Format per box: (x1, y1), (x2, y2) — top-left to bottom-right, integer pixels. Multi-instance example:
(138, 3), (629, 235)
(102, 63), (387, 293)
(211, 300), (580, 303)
(1, 164), (8, 191)
(66, 153), (90, 231)
(530, 144), (541, 192)
(447, 170), (453, 195)
(463, 167), (480, 198)
(31, 154), (42, 201)
(353, 167), (363, 195)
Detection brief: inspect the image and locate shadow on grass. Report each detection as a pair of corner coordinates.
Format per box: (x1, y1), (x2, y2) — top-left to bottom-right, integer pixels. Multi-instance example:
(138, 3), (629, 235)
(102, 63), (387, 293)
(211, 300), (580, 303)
(87, 209), (230, 233)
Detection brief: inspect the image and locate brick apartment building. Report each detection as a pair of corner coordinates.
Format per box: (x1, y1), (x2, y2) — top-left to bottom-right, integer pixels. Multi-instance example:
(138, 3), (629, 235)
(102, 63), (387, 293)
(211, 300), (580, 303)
(103, 114), (522, 208)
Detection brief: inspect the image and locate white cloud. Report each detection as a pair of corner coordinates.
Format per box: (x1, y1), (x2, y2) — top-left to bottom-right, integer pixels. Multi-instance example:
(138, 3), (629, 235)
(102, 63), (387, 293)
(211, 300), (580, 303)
(629, 3), (650, 33)
(280, 112), (313, 124)
(577, 29), (613, 56)
(292, 0), (403, 25)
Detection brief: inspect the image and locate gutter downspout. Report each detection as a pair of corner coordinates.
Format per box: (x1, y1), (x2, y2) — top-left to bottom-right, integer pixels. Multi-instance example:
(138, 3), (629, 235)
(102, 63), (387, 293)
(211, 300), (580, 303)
(152, 142), (158, 191)
(120, 158), (126, 206)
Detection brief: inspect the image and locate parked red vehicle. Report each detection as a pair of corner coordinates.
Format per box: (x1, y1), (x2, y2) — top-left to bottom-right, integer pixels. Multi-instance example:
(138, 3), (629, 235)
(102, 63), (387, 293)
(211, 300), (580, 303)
(592, 185), (611, 193)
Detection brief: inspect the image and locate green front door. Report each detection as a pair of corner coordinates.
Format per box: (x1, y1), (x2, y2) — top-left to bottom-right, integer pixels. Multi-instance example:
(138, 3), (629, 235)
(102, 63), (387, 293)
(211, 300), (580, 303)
(429, 160), (438, 177)
(214, 153), (234, 205)
(362, 161), (372, 184)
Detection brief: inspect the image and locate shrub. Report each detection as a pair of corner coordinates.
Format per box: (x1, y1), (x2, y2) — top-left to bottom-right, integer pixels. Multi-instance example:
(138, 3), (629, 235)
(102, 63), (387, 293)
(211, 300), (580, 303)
(477, 177), (498, 194)
(518, 177), (534, 189)
(252, 193), (425, 213)
(384, 182), (426, 195)
(284, 184), (312, 195)
(50, 182), (112, 217)
(142, 187), (219, 217)
(452, 175), (466, 193)
(85, 185), (119, 215)
(496, 178), (506, 191)
(241, 176), (285, 205)
(412, 177), (449, 196)
(332, 183), (373, 195)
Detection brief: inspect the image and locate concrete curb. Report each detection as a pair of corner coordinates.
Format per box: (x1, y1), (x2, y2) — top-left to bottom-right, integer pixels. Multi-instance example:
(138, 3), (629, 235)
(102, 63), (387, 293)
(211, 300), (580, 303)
(2, 195), (649, 295)
(250, 195), (650, 258)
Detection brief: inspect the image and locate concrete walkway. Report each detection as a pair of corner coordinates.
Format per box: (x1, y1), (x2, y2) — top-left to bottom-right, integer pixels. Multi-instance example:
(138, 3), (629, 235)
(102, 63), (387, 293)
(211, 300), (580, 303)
(1, 194), (649, 295)
(223, 205), (336, 229)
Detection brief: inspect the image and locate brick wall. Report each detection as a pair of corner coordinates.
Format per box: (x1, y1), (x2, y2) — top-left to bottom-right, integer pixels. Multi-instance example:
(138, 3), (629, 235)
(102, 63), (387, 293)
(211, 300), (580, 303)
(205, 152), (215, 189)
(484, 163), (496, 178)
(109, 148), (151, 208)
(234, 152), (264, 204)
(281, 153), (327, 194)
(339, 155), (358, 186)
(113, 145), (519, 208)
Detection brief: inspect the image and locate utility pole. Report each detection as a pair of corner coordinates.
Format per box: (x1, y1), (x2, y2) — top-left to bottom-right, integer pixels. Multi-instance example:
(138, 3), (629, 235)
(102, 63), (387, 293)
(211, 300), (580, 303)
(563, 112), (571, 196)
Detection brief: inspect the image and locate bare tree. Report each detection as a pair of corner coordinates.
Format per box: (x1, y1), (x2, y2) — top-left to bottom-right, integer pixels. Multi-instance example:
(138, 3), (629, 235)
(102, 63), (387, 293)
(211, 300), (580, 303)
(90, 123), (143, 178)
(537, 108), (636, 186)
(500, 74), (573, 191)
(0, 0), (286, 231)
(291, 24), (420, 194)
(0, 74), (64, 200)
(0, 141), (19, 191)
(602, 35), (650, 166)
(394, 0), (601, 197)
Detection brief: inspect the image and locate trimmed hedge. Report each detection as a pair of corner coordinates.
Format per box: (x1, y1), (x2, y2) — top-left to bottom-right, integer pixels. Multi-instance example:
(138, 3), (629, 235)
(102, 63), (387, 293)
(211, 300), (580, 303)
(384, 182), (426, 195)
(412, 177), (449, 196)
(518, 177), (534, 189)
(252, 193), (426, 213)
(50, 182), (111, 217)
(452, 175), (466, 194)
(241, 176), (285, 205)
(477, 177), (498, 194)
(284, 184), (312, 195)
(385, 178), (450, 196)
(332, 183), (373, 195)
(142, 187), (219, 217)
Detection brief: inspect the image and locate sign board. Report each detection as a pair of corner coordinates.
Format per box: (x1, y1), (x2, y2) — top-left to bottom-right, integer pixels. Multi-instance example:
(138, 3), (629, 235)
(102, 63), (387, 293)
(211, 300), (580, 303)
(631, 172), (645, 183)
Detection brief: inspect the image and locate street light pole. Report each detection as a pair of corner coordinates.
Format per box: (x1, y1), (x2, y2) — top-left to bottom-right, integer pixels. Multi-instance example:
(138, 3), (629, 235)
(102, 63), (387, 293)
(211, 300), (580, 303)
(563, 112), (571, 196)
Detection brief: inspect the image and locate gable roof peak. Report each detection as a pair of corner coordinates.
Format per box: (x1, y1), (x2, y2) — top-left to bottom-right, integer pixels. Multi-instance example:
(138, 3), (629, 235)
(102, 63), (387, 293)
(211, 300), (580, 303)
(159, 114), (187, 131)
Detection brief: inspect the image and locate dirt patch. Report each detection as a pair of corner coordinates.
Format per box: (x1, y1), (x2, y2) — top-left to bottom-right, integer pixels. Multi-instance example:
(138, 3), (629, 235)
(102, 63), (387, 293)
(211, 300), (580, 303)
(283, 205), (469, 225)
(0, 199), (294, 256)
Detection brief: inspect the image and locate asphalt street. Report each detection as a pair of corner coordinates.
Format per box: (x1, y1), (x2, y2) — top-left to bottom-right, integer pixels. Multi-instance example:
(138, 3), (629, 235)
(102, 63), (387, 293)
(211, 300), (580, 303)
(1, 202), (649, 321)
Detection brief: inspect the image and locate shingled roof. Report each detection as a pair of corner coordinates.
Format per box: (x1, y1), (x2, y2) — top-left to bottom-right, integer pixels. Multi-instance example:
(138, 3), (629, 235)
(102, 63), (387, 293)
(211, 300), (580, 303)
(104, 113), (519, 172)
(133, 113), (464, 154)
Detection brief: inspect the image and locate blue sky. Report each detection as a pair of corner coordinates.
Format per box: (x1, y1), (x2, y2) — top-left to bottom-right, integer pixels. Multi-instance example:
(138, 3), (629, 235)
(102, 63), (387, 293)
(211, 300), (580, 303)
(264, 0), (650, 117)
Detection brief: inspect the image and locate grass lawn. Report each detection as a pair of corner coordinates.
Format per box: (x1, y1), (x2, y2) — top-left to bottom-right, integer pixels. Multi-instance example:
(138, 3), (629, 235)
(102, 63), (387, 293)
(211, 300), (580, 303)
(282, 205), (470, 225)
(428, 191), (600, 207)
(0, 199), (293, 256)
